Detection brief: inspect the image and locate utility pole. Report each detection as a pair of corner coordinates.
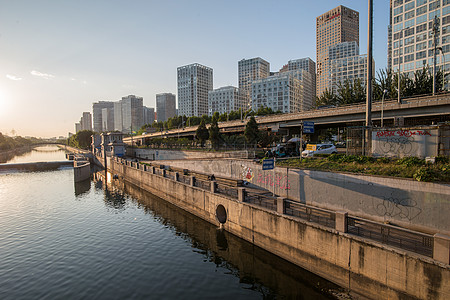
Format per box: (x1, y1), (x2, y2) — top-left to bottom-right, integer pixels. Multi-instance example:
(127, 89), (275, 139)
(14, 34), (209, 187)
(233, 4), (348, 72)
(365, 0), (373, 156)
(433, 16), (440, 95)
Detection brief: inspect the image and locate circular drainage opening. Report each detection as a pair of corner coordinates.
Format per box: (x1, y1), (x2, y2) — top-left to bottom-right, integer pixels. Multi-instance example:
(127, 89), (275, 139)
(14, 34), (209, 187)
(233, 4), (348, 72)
(216, 204), (227, 224)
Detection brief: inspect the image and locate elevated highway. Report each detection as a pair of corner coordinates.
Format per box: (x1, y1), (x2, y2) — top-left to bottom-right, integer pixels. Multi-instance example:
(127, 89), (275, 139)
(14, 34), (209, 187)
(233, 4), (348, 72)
(125, 93), (450, 144)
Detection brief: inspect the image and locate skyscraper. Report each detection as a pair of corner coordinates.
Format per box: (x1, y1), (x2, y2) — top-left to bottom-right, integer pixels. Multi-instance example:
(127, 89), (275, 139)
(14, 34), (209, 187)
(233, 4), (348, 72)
(92, 101), (114, 132)
(156, 93), (176, 122)
(238, 57), (270, 106)
(121, 95), (143, 134)
(81, 112), (92, 131)
(280, 58), (316, 108)
(143, 106), (155, 125)
(208, 86), (246, 116)
(388, 0), (450, 79)
(177, 63), (213, 117)
(316, 5), (359, 97)
(101, 107), (115, 132)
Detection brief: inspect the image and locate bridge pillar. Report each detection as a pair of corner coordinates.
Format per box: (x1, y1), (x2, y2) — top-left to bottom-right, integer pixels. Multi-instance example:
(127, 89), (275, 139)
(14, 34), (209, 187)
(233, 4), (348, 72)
(277, 197), (286, 214)
(434, 233), (450, 264)
(238, 188), (245, 202)
(335, 211), (348, 233)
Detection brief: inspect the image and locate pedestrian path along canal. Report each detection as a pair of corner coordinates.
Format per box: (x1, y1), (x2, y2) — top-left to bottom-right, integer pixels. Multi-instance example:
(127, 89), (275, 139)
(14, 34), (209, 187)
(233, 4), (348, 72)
(0, 145), (344, 299)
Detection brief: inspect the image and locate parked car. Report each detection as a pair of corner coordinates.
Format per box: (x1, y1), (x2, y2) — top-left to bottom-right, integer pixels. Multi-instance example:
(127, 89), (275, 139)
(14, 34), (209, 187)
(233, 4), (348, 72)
(301, 143), (337, 157)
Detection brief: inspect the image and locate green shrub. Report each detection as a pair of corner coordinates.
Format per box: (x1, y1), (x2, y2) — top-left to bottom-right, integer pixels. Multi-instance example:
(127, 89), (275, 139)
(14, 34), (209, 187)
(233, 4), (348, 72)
(413, 167), (437, 182)
(435, 156), (450, 164)
(396, 156), (425, 167)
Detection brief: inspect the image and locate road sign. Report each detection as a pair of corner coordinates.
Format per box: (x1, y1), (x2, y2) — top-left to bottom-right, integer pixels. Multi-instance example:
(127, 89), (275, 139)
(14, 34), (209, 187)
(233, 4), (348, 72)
(303, 121), (314, 133)
(262, 158), (274, 170)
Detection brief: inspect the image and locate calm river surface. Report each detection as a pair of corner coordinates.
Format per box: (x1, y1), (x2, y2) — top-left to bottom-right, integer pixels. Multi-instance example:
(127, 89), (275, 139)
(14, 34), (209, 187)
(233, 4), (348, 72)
(0, 146), (343, 299)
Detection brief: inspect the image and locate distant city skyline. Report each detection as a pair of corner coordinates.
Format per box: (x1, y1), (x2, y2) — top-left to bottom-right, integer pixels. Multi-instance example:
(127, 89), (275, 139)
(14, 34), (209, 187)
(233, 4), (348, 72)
(0, 0), (390, 137)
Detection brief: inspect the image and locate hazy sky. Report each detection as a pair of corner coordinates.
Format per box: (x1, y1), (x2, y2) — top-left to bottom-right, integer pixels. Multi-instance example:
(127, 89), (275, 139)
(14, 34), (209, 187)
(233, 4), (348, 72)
(0, 0), (390, 138)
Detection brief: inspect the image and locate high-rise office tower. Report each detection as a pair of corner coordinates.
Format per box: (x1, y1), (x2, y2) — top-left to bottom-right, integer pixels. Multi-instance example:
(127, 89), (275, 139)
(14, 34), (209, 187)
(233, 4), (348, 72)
(101, 107), (115, 132)
(238, 57), (270, 106)
(316, 5), (359, 97)
(156, 93), (176, 122)
(388, 0), (450, 79)
(208, 86), (246, 116)
(81, 112), (92, 131)
(143, 106), (155, 125)
(251, 72), (302, 114)
(92, 101), (114, 132)
(120, 95), (143, 134)
(280, 58), (316, 108)
(177, 63), (213, 117)
(328, 41), (374, 95)
(114, 102), (123, 132)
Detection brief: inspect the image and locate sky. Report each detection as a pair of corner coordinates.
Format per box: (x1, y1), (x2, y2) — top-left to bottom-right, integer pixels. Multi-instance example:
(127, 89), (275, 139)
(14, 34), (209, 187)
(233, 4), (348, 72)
(0, 0), (390, 138)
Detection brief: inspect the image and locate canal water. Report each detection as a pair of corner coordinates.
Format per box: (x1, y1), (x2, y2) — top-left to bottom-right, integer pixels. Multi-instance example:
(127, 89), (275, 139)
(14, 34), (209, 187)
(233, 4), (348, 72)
(0, 146), (344, 299)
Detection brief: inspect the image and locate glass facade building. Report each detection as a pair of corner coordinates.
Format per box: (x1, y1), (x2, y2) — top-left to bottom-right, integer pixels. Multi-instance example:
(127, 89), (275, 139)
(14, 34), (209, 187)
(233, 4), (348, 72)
(177, 63), (213, 117)
(388, 0), (450, 78)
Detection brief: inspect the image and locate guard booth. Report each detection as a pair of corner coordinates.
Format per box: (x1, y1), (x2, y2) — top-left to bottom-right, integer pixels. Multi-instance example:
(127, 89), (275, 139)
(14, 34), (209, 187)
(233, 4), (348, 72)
(100, 132), (126, 157)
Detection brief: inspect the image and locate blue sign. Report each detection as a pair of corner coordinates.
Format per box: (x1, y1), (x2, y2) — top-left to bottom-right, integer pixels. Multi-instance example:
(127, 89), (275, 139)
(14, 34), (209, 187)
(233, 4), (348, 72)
(262, 158), (274, 170)
(303, 121), (314, 134)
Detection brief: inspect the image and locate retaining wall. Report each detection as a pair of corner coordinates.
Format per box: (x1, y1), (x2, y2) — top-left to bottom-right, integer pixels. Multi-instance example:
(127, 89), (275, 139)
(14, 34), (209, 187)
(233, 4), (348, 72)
(129, 148), (252, 160)
(159, 159), (450, 236)
(101, 156), (450, 300)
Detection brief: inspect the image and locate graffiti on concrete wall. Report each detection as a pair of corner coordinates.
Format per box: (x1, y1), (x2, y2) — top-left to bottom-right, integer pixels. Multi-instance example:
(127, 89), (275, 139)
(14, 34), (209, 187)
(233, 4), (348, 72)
(241, 165), (254, 182)
(372, 129), (433, 157)
(256, 173), (291, 190)
(372, 191), (422, 221)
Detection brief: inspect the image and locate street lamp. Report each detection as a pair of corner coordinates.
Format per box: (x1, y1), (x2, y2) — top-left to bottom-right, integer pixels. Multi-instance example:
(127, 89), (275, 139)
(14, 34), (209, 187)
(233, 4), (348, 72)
(381, 89), (388, 128)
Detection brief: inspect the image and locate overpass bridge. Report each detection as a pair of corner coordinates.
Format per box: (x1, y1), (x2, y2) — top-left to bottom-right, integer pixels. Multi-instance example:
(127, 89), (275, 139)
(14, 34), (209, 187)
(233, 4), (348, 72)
(125, 93), (450, 145)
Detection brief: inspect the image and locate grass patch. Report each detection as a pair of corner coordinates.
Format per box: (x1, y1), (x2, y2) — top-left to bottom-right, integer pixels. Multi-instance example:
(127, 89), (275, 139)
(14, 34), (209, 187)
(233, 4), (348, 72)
(276, 155), (450, 183)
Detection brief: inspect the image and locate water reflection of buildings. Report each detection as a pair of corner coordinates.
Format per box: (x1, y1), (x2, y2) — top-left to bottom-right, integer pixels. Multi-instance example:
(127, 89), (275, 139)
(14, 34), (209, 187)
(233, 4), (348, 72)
(95, 173), (342, 299)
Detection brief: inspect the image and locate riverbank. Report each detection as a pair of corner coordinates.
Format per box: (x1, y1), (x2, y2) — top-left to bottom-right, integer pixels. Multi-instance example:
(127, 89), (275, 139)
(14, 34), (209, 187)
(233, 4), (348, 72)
(96, 154), (450, 300)
(0, 145), (33, 163)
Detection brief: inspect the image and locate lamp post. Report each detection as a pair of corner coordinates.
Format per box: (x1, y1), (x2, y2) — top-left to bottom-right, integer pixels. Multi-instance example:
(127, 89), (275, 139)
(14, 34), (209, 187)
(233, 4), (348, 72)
(433, 16), (440, 95)
(381, 89), (388, 128)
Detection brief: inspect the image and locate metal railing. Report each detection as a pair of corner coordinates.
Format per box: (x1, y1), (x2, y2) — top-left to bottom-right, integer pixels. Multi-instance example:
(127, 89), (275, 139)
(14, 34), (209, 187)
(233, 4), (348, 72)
(215, 184), (238, 199)
(178, 174), (191, 185)
(347, 216), (434, 257)
(194, 179), (210, 190)
(245, 192), (277, 211)
(284, 200), (336, 228)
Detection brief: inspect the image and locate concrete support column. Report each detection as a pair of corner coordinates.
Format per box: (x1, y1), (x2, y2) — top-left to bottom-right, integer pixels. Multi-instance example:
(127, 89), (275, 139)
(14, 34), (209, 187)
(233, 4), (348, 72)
(151, 166), (155, 174)
(434, 233), (450, 264)
(277, 197), (286, 214)
(210, 181), (216, 193)
(143, 165), (147, 172)
(238, 188), (245, 202)
(335, 211), (348, 233)
(190, 176), (196, 186)
(175, 172), (180, 181)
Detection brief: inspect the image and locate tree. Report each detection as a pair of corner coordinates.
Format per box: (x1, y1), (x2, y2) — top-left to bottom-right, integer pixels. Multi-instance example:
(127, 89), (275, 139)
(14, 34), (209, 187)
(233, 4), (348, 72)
(209, 113), (221, 149)
(315, 88), (337, 107)
(244, 116), (259, 144)
(68, 130), (94, 149)
(195, 119), (209, 147)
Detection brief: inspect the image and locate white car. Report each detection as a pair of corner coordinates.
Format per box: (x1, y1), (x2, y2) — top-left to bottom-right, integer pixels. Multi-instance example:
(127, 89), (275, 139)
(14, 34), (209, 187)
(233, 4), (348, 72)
(302, 143), (337, 157)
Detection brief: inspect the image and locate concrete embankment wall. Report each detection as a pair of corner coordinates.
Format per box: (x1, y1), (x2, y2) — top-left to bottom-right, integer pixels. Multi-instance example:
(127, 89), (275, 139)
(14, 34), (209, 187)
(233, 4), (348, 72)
(130, 148), (253, 160)
(160, 158), (450, 236)
(74, 160), (90, 182)
(0, 161), (73, 172)
(101, 156), (449, 300)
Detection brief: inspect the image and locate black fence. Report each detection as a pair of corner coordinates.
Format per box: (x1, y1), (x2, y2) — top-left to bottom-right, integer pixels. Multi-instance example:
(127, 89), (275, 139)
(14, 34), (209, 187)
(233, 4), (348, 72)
(284, 200), (336, 229)
(245, 192), (277, 211)
(347, 216), (434, 257)
(194, 179), (210, 190)
(178, 174), (191, 185)
(216, 184), (238, 199)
